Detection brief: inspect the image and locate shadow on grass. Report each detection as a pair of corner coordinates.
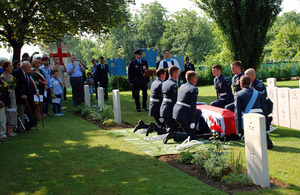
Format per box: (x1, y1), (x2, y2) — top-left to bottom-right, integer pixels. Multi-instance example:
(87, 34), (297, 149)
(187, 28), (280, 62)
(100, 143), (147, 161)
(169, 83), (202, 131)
(270, 128), (300, 139)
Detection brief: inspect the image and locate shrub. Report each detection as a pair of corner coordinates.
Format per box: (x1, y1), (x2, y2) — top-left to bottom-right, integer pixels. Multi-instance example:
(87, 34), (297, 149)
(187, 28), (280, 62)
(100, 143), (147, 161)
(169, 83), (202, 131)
(280, 64), (292, 80)
(102, 105), (114, 120)
(230, 151), (243, 175)
(103, 119), (116, 127)
(192, 150), (207, 167)
(221, 174), (253, 187)
(204, 154), (230, 178)
(110, 76), (131, 91)
(81, 107), (92, 116)
(180, 151), (194, 164)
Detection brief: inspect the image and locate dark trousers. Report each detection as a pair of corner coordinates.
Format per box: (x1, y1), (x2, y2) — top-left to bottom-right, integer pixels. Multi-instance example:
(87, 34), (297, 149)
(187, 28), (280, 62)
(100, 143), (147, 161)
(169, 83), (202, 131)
(132, 82), (147, 110)
(154, 116), (167, 134)
(174, 120), (197, 141)
(95, 82), (98, 99)
(43, 88), (51, 114)
(52, 94), (62, 114)
(100, 83), (108, 100)
(210, 98), (227, 108)
(70, 77), (84, 107)
(225, 102), (234, 112)
(164, 117), (181, 132)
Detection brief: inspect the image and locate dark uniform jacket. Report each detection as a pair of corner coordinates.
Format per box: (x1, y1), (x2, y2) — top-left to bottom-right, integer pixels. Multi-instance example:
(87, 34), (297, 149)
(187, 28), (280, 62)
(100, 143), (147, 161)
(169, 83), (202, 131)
(95, 64), (109, 85)
(184, 63), (195, 72)
(234, 87), (268, 133)
(232, 72), (243, 93)
(160, 78), (177, 118)
(13, 68), (36, 104)
(214, 74), (233, 103)
(250, 78), (267, 99)
(128, 59), (149, 85)
(173, 82), (198, 124)
(0, 78), (11, 106)
(149, 78), (163, 117)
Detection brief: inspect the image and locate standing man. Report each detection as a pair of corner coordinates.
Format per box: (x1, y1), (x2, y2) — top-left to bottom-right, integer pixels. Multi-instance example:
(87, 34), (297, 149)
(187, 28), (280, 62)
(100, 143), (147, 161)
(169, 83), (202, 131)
(67, 55), (85, 107)
(39, 56), (52, 116)
(225, 61), (243, 112)
(52, 56), (67, 101)
(156, 54), (164, 69)
(210, 64), (233, 108)
(160, 65), (181, 144)
(90, 58), (99, 99)
(158, 50), (180, 79)
(95, 57), (109, 101)
(182, 56), (195, 83)
(128, 49), (150, 112)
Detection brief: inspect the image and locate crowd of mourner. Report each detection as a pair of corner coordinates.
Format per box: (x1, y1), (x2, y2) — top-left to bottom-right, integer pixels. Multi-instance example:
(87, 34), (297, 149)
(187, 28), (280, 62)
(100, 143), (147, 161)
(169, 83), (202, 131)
(0, 49), (273, 149)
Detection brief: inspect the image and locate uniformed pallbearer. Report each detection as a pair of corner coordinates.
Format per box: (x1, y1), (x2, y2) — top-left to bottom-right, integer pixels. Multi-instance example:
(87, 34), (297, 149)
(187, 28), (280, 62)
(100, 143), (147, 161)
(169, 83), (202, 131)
(225, 61), (243, 112)
(160, 65), (181, 142)
(210, 64), (233, 108)
(128, 49), (150, 112)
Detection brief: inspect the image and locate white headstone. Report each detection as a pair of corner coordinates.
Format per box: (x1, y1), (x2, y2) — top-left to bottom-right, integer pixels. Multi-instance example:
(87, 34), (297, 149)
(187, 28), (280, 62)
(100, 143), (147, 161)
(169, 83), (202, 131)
(97, 87), (105, 110)
(244, 113), (270, 188)
(112, 89), (122, 124)
(267, 78), (276, 88)
(266, 87), (279, 125)
(277, 88), (291, 128)
(84, 85), (90, 107)
(289, 89), (300, 130)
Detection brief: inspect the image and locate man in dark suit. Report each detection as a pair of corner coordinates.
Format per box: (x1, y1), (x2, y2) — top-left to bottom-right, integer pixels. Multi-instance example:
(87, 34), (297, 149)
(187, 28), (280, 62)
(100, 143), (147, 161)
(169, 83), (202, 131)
(13, 61), (39, 129)
(225, 61), (243, 112)
(210, 64), (233, 108)
(95, 57), (109, 101)
(182, 56), (195, 83)
(156, 54), (164, 69)
(160, 65), (181, 143)
(128, 49), (150, 112)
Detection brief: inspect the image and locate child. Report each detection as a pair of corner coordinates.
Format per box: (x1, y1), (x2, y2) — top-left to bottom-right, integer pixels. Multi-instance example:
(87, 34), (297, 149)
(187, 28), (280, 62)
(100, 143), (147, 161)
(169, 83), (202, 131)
(86, 73), (94, 100)
(50, 70), (63, 116)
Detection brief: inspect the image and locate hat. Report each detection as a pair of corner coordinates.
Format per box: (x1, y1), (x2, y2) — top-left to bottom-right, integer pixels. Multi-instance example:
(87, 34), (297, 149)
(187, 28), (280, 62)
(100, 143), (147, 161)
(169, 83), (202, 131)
(41, 56), (49, 61)
(134, 49), (143, 55)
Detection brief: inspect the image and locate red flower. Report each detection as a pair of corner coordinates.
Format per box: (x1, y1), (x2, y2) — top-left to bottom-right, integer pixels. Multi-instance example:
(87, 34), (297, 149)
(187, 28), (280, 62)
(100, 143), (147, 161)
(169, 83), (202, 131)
(210, 125), (223, 133)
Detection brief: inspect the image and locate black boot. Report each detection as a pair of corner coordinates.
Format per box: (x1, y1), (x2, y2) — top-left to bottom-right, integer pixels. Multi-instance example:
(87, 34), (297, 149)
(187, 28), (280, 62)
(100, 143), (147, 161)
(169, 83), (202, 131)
(146, 122), (157, 136)
(133, 120), (149, 133)
(266, 133), (273, 149)
(163, 128), (174, 144)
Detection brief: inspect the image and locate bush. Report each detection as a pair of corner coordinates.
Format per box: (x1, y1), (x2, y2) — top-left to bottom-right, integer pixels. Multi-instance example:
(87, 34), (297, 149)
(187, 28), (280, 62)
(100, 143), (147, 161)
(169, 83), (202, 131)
(221, 174), (253, 187)
(230, 151), (243, 175)
(102, 105), (114, 120)
(81, 107), (92, 116)
(181, 151), (194, 164)
(280, 64), (292, 80)
(204, 154), (230, 178)
(192, 150), (207, 167)
(110, 76), (131, 91)
(103, 119), (116, 127)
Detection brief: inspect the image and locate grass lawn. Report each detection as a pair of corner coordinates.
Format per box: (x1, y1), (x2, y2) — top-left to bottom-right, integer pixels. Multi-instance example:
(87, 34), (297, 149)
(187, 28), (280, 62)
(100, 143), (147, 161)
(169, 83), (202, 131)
(0, 80), (299, 194)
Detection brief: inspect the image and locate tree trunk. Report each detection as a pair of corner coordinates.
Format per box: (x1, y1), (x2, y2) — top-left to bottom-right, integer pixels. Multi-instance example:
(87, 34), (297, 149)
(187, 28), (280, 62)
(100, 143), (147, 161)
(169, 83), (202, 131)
(12, 43), (24, 62)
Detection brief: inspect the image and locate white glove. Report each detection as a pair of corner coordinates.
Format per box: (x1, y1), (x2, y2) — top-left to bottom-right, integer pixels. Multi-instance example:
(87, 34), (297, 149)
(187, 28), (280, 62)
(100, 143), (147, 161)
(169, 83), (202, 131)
(190, 123), (195, 129)
(159, 118), (164, 123)
(97, 81), (100, 85)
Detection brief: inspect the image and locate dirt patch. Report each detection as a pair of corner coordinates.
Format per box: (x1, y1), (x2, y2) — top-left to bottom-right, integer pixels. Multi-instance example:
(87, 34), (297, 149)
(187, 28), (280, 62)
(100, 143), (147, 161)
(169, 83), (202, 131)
(72, 112), (133, 130)
(157, 154), (289, 194)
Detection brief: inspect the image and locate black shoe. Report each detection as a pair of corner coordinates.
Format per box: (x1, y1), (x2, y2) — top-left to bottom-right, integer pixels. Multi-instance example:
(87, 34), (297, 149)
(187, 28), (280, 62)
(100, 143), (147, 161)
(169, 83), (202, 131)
(137, 108), (141, 112)
(133, 120), (146, 133)
(143, 107), (149, 111)
(146, 122), (157, 136)
(163, 130), (174, 144)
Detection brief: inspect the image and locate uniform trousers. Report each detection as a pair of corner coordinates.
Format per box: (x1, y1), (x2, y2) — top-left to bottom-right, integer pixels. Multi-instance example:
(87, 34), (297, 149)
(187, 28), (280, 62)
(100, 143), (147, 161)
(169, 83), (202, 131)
(174, 119), (197, 141)
(70, 77), (84, 107)
(225, 102), (234, 112)
(154, 116), (167, 134)
(132, 81), (147, 110)
(210, 97), (228, 108)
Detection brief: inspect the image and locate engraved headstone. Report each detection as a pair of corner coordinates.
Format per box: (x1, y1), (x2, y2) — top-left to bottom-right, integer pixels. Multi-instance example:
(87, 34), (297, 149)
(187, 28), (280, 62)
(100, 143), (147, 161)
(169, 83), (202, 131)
(112, 89), (122, 124)
(84, 85), (90, 107)
(266, 78), (276, 88)
(244, 113), (270, 188)
(289, 89), (300, 130)
(266, 87), (279, 125)
(97, 87), (104, 109)
(277, 88), (291, 128)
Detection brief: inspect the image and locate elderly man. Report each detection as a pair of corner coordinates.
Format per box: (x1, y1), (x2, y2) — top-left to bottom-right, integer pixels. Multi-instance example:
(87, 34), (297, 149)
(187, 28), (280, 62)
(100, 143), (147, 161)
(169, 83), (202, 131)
(67, 55), (86, 107)
(158, 50), (180, 79)
(13, 61), (39, 129)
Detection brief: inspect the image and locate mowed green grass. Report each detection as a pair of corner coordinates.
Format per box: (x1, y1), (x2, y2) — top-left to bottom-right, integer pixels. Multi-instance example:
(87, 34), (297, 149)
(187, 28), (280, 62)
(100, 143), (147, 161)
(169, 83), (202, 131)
(0, 80), (299, 194)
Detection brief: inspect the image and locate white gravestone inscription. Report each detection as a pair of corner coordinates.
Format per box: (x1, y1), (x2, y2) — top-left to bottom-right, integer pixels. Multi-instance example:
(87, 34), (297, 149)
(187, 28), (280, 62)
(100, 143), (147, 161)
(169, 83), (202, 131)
(289, 89), (300, 130)
(266, 87), (279, 125)
(244, 113), (270, 188)
(84, 85), (90, 107)
(97, 87), (104, 110)
(112, 89), (122, 124)
(277, 88), (291, 128)
(267, 78), (276, 88)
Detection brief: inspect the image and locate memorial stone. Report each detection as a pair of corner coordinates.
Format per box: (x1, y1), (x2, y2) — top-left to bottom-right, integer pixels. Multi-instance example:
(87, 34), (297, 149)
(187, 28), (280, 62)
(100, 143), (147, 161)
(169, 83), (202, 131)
(97, 87), (104, 109)
(112, 89), (122, 124)
(289, 89), (300, 130)
(266, 78), (276, 87)
(277, 88), (291, 128)
(266, 87), (279, 125)
(244, 113), (270, 188)
(84, 85), (90, 107)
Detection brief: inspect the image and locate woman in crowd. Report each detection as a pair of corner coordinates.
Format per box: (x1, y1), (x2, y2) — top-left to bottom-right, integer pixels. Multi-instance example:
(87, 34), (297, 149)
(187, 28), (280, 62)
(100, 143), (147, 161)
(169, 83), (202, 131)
(1, 61), (18, 136)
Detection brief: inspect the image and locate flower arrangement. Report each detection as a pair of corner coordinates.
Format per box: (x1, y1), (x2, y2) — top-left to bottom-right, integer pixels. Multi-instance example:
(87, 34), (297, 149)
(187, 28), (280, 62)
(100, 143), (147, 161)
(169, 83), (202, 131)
(7, 77), (17, 90)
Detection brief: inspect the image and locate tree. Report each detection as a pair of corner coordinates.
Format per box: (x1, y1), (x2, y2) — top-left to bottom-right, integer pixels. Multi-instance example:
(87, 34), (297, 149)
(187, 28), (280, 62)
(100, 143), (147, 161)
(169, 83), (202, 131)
(0, 0), (134, 61)
(196, 0), (282, 70)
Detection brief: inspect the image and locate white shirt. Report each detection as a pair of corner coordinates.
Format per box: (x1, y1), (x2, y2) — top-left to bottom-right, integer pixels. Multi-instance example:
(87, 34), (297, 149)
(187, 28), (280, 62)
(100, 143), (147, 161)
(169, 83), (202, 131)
(158, 58), (180, 71)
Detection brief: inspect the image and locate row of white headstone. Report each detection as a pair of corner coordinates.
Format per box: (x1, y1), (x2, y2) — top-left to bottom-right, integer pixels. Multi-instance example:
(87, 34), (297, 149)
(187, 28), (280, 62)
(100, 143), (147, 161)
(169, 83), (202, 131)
(266, 78), (300, 130)
(84, 85), (122, 124)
